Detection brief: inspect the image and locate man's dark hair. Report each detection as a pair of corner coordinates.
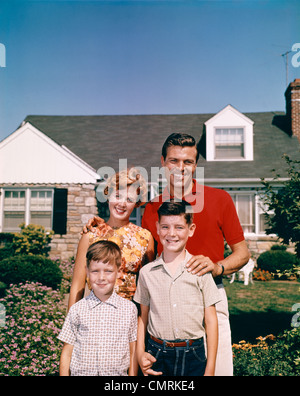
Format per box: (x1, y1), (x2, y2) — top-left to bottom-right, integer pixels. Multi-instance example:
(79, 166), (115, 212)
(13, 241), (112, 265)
(161, 133), (199, 162)
(157, 200), (194, 225)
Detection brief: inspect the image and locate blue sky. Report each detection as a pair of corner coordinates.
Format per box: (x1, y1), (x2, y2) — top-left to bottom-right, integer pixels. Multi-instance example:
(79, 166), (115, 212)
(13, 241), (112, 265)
(0, 0), (299, 141)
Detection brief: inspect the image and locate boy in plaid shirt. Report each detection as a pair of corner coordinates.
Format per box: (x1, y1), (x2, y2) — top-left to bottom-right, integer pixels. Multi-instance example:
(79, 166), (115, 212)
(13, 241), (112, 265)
(58, 240), (138, 376)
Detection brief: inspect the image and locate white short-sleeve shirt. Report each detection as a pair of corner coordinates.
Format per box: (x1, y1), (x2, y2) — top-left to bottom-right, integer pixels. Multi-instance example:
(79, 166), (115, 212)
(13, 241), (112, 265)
(58, 291), (137, 376)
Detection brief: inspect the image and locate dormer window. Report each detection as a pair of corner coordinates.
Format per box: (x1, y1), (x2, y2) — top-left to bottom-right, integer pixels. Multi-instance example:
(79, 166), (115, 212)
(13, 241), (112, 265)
(215, 128), (245, 159)
(205, 105), (254, 162)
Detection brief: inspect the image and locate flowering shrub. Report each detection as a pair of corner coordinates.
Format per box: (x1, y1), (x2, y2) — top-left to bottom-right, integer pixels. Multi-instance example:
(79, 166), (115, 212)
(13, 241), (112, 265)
(55, 257), (75, 295)
(252, 268), (273, 281)
(12, 223), (54, 256)
(0, 282), (65, 376)
(233, 328), (300, 376)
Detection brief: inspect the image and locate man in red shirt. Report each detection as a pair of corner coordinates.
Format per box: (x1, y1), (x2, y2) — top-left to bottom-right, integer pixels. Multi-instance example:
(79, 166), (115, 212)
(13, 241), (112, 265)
(141, 133), (250, 376)
(84, 133), (250, 375)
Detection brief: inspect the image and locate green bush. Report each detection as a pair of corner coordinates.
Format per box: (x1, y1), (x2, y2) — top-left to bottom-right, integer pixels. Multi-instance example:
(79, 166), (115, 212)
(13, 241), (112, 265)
(0, 233), (14, 244)
(257, 250), (298, 274)
(0, 233), (15, 260)
(0, 244), (15, 261)
(233, 328), (300, 376)
(12, 223), (54, 256)
(0, 255), (62, 290)
(270, 244), (287, 251)
(0, 281), (6, 298)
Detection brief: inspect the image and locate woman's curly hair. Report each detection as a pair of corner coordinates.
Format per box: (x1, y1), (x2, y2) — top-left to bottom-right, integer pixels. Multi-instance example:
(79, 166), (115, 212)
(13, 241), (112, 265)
(103, 168), (148, 207)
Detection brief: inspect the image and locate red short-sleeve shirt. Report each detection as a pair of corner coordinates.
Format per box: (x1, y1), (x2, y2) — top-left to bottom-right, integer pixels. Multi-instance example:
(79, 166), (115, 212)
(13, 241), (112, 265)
(142, 181), (245, 263)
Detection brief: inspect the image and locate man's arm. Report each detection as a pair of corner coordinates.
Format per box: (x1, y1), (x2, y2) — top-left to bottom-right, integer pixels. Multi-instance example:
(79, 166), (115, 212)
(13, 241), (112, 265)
(59, 343), (74, 376)
(186, 240), (250, 277)
(216, 240), (250, 275)
(204, 305), (218, 376)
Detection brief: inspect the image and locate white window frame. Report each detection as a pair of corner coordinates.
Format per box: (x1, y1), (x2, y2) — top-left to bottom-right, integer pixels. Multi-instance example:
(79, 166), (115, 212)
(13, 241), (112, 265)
(204, 105), (254, 162)
(214, 127), (245, 160)
(0, 188), (54, 232)
(229, 191), (255, 235)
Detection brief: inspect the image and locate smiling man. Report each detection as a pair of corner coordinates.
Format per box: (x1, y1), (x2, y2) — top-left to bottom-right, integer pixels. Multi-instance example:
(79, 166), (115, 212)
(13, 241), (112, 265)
(142, 133), (250, 376)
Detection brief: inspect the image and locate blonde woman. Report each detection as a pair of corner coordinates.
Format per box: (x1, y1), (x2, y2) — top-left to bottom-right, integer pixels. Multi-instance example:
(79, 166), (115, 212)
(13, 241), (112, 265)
(68, 168), (155, 310)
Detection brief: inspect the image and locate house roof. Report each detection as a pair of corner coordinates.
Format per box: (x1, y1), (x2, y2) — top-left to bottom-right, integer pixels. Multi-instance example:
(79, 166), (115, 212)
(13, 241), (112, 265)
(0, 122), (100, 184)
(23, 111), (300, 183)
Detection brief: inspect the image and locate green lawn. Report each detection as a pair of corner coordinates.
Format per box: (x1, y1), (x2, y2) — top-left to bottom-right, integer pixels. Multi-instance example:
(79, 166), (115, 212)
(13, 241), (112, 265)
(224, 279), (300, 343)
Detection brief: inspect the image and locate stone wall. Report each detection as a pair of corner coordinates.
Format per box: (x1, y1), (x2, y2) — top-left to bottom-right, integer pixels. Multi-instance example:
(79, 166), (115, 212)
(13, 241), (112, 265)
(246, 235), (295, 260)
(50, 183), (98, 260)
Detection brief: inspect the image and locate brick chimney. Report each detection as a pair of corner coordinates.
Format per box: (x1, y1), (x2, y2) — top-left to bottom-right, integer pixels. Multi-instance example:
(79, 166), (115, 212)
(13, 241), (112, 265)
(285, 79), (300, 142)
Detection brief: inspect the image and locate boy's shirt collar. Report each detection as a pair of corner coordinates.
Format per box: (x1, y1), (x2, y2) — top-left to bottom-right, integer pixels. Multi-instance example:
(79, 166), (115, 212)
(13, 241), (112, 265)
(86, 290), (119, 310)
(152, 249), (193, 278)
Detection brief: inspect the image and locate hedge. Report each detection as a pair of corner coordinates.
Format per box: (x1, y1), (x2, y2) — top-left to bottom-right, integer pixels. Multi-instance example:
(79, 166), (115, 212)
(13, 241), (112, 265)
(257, 250), (298, 274)
(0, 255), (62, 290)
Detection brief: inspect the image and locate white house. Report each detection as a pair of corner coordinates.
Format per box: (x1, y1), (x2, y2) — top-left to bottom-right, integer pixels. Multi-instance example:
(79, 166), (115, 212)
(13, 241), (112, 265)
(0, 79), (299, 259)
(0, 122), (99, 259)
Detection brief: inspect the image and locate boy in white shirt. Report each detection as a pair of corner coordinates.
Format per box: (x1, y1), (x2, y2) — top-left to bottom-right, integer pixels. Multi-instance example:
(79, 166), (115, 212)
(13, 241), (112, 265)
(58, 240), (137, 376)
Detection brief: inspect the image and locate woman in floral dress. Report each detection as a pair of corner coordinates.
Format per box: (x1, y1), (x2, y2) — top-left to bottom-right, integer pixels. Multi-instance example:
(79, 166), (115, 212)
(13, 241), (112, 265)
(68, 168), (155, 309)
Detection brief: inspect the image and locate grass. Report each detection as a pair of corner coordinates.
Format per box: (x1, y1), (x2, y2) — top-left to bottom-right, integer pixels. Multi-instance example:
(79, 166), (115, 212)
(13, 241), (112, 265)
(223, 279), (300, 343)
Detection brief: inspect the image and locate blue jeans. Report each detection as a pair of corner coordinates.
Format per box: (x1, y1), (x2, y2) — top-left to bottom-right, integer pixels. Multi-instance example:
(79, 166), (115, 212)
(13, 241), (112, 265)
(147, 337), (206, 376)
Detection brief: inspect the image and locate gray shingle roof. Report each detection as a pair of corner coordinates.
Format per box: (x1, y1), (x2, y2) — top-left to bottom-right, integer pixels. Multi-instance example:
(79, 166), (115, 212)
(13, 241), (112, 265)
(24, 111), (300, 181)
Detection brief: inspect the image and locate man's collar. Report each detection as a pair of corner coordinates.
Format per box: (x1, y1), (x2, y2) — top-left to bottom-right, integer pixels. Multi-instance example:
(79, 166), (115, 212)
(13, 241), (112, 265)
(160, 179), (204, 214)
(162, 179), (202, 200)
(86, 291), (119, 310)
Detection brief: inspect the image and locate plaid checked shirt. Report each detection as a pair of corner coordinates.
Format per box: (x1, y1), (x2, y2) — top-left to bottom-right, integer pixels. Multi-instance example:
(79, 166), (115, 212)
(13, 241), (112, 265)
(58, 291), (137, 376)
(134, 250), (220, 341)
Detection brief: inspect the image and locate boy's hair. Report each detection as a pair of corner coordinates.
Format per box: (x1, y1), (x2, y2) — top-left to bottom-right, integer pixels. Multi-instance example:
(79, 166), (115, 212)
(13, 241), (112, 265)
(86, 240), (122, 268)
(157, 200), (194, 226)
(161, 133), (200, 162)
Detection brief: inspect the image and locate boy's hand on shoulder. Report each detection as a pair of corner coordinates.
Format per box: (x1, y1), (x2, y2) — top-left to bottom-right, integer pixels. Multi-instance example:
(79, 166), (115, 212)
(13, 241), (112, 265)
(139, 352), (163, 376)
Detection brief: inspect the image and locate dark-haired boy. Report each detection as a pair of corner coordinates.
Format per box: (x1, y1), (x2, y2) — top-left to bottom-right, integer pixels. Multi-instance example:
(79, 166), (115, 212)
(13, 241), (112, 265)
(58, 240), (138, 376)
(142, 132), (250, 375)
(134, 201), (220, 376)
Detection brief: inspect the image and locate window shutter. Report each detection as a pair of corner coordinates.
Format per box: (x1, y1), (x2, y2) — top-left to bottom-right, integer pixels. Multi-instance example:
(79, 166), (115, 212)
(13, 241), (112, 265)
(53, 188), (68, 235)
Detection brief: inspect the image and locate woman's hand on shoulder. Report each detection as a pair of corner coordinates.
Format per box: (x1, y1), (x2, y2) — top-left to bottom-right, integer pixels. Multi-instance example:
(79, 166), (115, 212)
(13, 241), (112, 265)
(81, 216), (105, 234)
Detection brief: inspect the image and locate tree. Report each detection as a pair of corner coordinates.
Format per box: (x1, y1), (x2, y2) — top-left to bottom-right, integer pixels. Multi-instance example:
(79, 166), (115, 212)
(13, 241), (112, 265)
(261, 154), (300, 259)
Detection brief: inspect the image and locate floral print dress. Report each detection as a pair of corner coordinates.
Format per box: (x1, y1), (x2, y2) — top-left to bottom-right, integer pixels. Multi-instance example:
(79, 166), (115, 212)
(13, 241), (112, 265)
(88, 222), (152, 300)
